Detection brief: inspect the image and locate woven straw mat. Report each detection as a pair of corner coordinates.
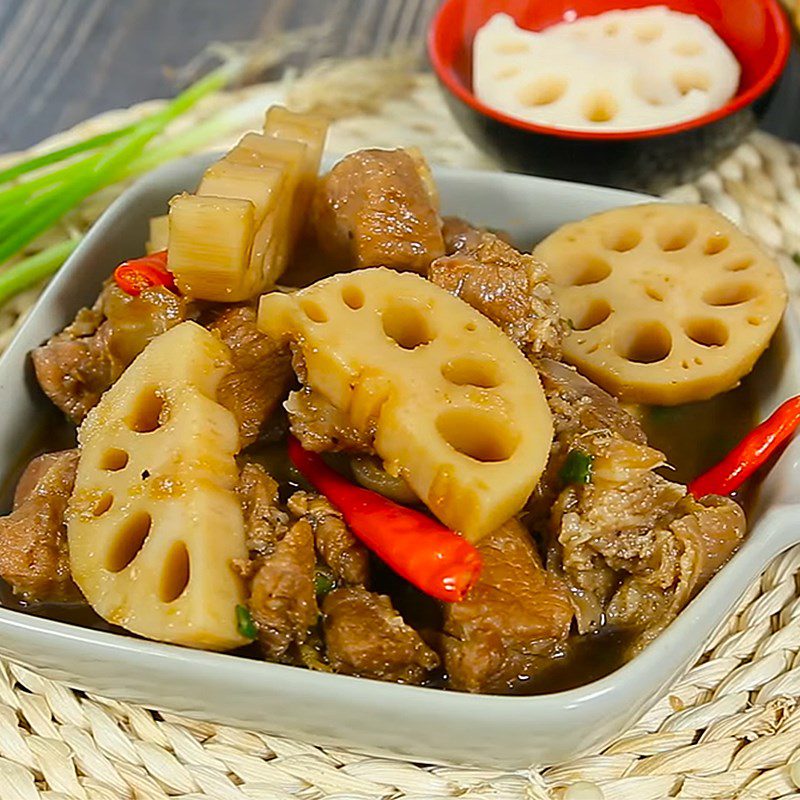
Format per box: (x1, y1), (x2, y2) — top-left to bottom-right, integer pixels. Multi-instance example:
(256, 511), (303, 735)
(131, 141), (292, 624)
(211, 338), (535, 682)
(4, 71), (800, 800)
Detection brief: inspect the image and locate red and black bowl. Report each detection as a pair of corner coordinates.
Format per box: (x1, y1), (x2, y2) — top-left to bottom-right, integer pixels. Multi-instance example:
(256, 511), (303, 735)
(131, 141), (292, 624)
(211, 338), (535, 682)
(428, 0), (792, 192)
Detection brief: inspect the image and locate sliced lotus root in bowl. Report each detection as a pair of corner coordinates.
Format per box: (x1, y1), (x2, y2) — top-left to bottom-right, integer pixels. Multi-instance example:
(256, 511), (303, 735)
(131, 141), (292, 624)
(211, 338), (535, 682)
(534, 204), (787, 405)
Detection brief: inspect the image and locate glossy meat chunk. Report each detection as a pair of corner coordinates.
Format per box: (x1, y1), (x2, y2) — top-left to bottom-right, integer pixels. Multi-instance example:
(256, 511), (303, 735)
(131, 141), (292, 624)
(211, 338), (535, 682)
(285, 386), (375, 453)
(528, 358), (647, 526)
(428, 232), (566, 359)
(32, 283), (190, 423)
(288, 491), (370, 585)
(246, 518), (319, 661)
(236, 461), (290, 557)
(442, 519), (574, 693)
(311, 148), (445, 273)
(607, 494), (745, 649)
(549, 431), (746, 637)
(0, 450), (81, 601)
(323, 586), (439, 683)
(208, 304), (293, 447)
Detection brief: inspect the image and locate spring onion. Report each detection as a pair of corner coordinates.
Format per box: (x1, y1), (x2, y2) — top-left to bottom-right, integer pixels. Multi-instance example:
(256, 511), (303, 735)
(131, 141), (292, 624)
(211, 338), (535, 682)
(235, 603), (258, 639)
(0, 124), (136, 186)
(559, 449), (594, 486)
(0, 62), (241, 310)
(0, 238), (82, 306)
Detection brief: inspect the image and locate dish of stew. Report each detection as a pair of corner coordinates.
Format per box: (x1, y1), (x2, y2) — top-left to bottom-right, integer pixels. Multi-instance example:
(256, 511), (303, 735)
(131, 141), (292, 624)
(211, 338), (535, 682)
(0, 106), (793, 697)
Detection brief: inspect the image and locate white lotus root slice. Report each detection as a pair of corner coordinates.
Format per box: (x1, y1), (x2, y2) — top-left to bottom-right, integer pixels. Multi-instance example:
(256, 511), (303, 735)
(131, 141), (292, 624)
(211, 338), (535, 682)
(535, 204), (787, 405)
(473, 9), (740, 132)
(67, 322), (249, 650)
(258, 268), (553, 541)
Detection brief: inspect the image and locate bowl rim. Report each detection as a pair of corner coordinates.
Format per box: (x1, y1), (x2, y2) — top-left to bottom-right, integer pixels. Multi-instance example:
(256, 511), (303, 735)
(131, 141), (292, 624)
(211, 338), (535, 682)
(427, 0), (792, 141)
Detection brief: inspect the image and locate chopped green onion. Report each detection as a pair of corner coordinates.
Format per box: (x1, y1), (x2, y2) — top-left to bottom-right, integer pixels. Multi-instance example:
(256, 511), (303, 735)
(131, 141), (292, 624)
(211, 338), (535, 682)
(0, 124), (136, 186)
(314, 568), (335, 597)
(793, 252), (800, 267)
(0, 238), (82, 306)
(235, 603), (257, 639)
(559, 449), (594, 485)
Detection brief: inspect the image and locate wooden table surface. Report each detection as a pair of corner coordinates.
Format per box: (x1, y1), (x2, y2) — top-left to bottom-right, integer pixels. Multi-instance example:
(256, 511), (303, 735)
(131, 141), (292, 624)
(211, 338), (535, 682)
(0, 0), (798, 154)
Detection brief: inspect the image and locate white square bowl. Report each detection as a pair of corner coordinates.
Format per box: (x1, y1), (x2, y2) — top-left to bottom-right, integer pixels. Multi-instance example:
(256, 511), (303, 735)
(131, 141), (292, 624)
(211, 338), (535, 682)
(0, 154), (798, 769)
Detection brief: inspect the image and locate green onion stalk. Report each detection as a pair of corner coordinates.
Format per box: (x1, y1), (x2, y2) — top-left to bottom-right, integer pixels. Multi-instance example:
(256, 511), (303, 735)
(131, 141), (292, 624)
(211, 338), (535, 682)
(0, 60), (247, 308)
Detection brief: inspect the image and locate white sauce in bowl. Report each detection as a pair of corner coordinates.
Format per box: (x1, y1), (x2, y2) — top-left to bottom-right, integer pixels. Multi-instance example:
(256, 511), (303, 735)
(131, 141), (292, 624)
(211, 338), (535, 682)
(473, 7), (741, 133)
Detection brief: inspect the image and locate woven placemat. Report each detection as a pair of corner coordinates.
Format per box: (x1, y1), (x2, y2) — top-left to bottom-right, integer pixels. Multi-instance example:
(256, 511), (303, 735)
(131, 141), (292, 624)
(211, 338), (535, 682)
(4, 69), (800, 799)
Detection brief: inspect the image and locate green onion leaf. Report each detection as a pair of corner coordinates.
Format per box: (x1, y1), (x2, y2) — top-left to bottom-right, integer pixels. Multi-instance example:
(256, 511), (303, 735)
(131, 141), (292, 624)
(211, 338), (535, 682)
(235, 603), (257, 639)
(314, 569), (335, 597)
(0, 238), (81, 306)
(559, 449), (593, 485)
(0, 124), (135, 186)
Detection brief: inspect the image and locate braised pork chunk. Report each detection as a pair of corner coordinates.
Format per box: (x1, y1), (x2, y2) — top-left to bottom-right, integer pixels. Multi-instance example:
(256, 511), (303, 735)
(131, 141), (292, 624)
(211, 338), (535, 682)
(443, 519), (574, 693)
(288, 491), (370, 586)
(323, 586), (439, 684)
(32, 283), (191, 423)
(246, 518), (319, 661)
(285, 386), (375, 454)
(208, 304), (293, 447)
(311, 148), (445, 273)
(0, 450), (80, 601)
(236, 461), (290, 557)
(429, 231), (566, 360)
(549, 431), (745, 637)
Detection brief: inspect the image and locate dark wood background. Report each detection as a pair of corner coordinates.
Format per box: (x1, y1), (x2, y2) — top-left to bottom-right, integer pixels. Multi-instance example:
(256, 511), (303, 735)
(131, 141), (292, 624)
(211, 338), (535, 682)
(0, 0), (798, 154)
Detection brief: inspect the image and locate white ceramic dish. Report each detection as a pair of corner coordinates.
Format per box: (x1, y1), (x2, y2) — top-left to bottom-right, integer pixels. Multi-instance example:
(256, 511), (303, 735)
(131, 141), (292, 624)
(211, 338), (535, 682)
(0, 154), (798, 769)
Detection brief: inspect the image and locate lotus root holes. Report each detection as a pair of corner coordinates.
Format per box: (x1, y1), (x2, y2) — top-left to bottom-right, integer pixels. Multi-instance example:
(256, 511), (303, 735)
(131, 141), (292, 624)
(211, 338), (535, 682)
(684, 318), (729, 348)
(657, 221), (697, 252)
(566, 254), (613, 286)
(127, 387), (167, 433)
(441, 356), (501, 388)
(382, 301), (435, 350)
(92, 493), (114, 517)
(725, 257), (754, 272)
(674, 69), (710, 95)
(106, 512), (152, 573)
(614, 320), (672, 364)
(704, 235), (730, 255)
(341, 284), (365, 310)
(634, 22), (662, 42)
(673, 40), (703, 56)
(582, 90), (619, 123)
(495, 38), (528, 54)
(601, 227), (641, 253)
(571, 298), (612, 331)
(702, 282), (757, 307)
(160, 541), (190, 603)
(518, 76), (568, 107)
(436, 408), (520, 463)
(100, 448), (129, 471)
(301, 300), (328, 323)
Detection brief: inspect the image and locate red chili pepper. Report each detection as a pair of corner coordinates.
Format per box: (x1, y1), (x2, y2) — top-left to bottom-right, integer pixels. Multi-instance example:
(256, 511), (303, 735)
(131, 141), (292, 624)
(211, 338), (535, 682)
(113, 250), (176, 296)
(688, 395), (800, 498)
(288, 436), (482, 602)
